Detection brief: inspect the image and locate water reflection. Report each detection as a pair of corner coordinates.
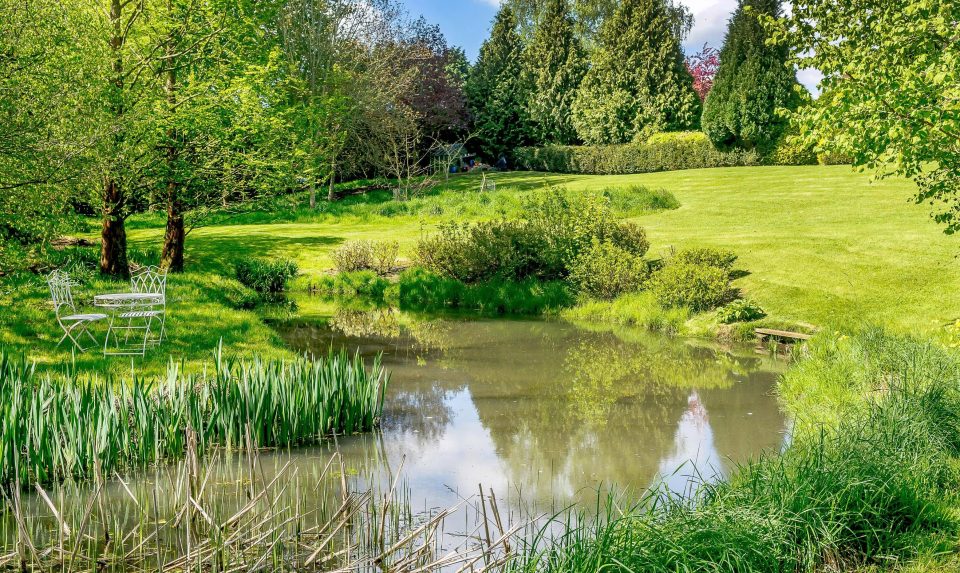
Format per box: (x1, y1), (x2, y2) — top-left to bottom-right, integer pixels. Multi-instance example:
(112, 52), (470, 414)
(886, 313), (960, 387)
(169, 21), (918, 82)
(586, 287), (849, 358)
(279, 309), (788, 510)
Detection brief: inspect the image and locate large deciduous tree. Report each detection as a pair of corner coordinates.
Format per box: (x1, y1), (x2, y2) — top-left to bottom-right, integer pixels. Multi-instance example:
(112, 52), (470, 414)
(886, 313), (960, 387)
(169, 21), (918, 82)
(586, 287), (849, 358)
(702, 0), (800, 154)
(571, 0), (700, 144)
(524, 0), (586, 145)
(772, 0), (960, 233)
(466, 6), (532, 161)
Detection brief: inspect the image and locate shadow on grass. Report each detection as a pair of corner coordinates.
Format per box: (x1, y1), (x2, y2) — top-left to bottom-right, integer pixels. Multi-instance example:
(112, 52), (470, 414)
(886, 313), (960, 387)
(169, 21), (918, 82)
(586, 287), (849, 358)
(184, 234), (344, 274)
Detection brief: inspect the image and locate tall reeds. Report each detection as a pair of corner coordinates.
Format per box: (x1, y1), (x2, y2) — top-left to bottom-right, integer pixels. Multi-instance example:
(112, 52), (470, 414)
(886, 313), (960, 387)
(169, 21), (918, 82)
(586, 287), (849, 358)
(0, 346), (387, 485)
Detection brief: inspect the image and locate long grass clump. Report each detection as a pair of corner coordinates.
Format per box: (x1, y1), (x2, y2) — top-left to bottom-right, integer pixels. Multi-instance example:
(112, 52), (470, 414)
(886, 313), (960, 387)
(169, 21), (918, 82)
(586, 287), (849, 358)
(506, 330), (960, 572)
(0, 346), (387, 485)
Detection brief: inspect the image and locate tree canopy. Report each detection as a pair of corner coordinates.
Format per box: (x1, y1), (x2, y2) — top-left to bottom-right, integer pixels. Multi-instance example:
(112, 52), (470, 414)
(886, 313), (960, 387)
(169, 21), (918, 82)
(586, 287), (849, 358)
(772, 0), (960, 233)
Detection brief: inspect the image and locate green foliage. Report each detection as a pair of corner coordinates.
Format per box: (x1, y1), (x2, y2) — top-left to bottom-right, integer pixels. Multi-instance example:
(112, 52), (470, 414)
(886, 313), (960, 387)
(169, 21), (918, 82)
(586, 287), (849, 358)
(387, 268), (573, 315)
(313, 270), (391, 300)
(515, 133), (760, 174)
(600, 185), (680, 213)
(563, 291), (690, 335)
(331, 240), (399, 275)
(506, 331), (960, 573)
(673, 246), (738, 271)
(0, 346), (386, 485)
(716, 299), (766, 323)
(235, 257), (299, 300)
(772, 0), (960, 233)
(523, 0), (587, 144)
(651, 262), (731, 311)
(569, 240), (651, 300)
(702, 0), (801, 154)
(466, 6), (533, 160)
(417, 189), (649, 283)
(571, 0), (700, 144)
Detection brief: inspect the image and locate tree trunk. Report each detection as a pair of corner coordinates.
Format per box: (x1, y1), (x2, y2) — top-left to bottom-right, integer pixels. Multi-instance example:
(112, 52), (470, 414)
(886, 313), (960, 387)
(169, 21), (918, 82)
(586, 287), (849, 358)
(160, 25), (185, 272)
(327, 158), (336, 202)
(101, 177), (129, 278)
(309, 182), (317, 210)
(100, 0), (129, 278)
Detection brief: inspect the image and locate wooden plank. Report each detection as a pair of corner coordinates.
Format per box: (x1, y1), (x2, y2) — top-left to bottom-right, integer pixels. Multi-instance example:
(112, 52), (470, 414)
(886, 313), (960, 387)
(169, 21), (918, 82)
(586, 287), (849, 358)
(755, 328), (812, 341)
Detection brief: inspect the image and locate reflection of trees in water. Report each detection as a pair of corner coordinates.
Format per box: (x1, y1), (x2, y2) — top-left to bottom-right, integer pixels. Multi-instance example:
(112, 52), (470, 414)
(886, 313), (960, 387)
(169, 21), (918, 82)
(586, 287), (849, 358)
(384, 386), (455, 442)
(330, 307), (402, 338)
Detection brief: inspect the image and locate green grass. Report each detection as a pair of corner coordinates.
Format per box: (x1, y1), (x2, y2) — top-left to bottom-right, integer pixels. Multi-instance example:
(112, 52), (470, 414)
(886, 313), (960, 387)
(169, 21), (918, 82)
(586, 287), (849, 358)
(0, 345), (387, 485)
(123, 166), (958, 337)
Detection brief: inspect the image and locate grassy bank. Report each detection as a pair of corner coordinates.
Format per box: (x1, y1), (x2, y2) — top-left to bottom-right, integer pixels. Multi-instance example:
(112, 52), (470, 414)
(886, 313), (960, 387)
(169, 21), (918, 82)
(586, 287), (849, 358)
(0, 346), (387, 485)
(124, 166), (958, 336)
(504, 329), (960, 572)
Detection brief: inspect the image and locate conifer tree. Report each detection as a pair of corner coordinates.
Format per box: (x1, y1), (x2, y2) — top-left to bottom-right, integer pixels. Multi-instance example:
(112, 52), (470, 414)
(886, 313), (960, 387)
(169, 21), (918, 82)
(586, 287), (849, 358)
(523, 0), (586, 145)
(571, 0), (700, 144)
(701, 0), (801, 153)
(466, 6), (532, 160)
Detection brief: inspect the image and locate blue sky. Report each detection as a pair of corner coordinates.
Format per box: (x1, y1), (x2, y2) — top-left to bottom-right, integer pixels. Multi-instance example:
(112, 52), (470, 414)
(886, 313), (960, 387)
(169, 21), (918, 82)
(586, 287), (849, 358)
(397, 0), (822, 94)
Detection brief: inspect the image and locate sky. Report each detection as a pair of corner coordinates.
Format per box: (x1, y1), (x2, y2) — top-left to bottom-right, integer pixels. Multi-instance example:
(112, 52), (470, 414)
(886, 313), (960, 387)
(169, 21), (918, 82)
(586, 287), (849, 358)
(398, 0), (823, 94)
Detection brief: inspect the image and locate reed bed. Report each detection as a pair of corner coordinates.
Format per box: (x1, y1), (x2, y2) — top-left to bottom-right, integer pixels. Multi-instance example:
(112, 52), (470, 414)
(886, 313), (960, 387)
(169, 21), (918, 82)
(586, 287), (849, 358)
(0, 433), (521, 572)
(0, 346), (387, 486)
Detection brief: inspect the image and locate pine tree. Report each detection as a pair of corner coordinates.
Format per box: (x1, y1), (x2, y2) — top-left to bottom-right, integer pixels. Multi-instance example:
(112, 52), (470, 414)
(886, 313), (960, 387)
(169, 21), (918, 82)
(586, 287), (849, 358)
(701, 0), (801, 153)
(571, 0), (700, 144)
(524, 0), (586, 145)
(466, 6), (531, 161)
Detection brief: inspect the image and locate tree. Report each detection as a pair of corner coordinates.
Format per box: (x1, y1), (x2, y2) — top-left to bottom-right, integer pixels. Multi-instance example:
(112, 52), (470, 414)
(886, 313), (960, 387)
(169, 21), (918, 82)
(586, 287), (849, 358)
(686, 44), (720, 102)
(401, 19), (468, 142)
(466, 6), (532, 161)
(772, 0), (960, 233)
(702, 0), (800, 153)
(524, 0), (586, 145)
(571, 0), (700, 144)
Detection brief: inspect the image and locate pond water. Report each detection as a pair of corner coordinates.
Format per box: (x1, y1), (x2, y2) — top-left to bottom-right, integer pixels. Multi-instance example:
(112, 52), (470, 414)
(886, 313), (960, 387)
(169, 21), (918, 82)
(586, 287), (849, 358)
(276, 309), (789, 511)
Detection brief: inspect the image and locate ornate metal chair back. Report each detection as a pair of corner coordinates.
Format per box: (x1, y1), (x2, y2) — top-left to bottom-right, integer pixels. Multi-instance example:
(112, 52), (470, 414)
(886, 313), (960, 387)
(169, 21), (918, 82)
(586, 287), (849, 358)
(130, 266), (168, 297)
(47, 270), (76, 317)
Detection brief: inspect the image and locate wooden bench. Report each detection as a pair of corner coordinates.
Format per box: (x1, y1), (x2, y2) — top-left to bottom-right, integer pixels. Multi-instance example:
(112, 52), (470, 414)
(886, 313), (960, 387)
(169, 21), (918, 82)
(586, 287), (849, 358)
(755, 328), (812, 343)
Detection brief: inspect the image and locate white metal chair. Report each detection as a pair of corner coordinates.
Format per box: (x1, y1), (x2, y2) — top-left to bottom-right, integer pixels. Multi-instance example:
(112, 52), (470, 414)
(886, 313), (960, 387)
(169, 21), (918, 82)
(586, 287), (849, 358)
(47, 270), (107, 352)
(126, 265), (167, 345)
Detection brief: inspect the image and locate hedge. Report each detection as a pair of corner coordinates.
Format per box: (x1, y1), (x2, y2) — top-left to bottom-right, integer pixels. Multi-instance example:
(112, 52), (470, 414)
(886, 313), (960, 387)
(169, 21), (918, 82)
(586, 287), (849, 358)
(514, 131), (850, 175)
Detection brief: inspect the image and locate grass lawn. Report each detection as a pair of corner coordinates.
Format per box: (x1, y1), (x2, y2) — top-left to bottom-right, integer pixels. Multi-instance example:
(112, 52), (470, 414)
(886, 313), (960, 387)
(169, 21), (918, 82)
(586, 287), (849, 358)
(127, 165), (959, 335)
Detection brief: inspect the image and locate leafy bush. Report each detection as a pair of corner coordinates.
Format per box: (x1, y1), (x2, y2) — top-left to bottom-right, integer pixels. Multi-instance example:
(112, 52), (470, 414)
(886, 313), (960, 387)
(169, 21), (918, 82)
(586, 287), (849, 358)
(673, 247), (738, 272)
(235, 257), (298, 300)
(416, 220), (543, 283)
(651, 262), (731, 311)
(716, 299), (766, 324)
(515, 132), (760, 175)
(331, 240), (399, 276)
(417, 189), (649, 284)
(569, 240), (650, 300)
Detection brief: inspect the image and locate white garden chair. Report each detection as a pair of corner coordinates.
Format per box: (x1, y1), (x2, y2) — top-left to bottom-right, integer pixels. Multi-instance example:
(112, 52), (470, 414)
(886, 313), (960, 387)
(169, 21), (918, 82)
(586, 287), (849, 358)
(127, 265), (168, 345)
(47, 270), (107, 352)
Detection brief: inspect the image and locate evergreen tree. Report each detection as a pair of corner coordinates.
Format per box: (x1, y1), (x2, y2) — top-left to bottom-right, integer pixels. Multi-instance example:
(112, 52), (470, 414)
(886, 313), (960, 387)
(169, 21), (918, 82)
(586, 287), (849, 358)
(571, 0), (700, 144)
(466, 6), (531, 160)
(701, 0), (801, 153)
(524, 0), (586, 145)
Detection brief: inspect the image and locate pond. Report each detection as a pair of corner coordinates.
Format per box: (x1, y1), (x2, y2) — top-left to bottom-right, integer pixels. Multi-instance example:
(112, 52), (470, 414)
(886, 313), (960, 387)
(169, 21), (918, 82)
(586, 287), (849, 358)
(277, 309), (788, 510)
(7, 309), (789, 567)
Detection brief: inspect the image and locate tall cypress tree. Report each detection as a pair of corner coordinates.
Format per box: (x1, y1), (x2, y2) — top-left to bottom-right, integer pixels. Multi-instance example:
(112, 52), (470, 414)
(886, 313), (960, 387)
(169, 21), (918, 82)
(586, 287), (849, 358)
(466, 6), (531, 161)
(571, 0), (700, 144)
(524, 0), (586, 145)
(701, 0), (801, 153)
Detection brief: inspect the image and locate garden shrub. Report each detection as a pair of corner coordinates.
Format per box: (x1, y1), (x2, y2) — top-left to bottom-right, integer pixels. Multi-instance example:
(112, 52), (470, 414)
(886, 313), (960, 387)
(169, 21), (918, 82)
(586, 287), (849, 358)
(569, 240), (650, 300)
(332, 240), (399, 276)
(235, 257), (298, 301)
(417, 189), (649, 284)
(673, 247), (738, 272)
(716, 299), (766, 324)
(515, 132), (760, 175)
(651, 262), (731, 311)
(601, 185), (681, 214)
(416, 220), (543, 283)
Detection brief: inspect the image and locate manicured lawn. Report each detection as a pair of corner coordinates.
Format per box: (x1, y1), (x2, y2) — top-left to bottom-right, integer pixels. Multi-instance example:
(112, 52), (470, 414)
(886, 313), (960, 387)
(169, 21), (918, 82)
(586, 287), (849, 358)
(129, 165), (959, 335)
